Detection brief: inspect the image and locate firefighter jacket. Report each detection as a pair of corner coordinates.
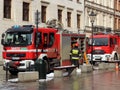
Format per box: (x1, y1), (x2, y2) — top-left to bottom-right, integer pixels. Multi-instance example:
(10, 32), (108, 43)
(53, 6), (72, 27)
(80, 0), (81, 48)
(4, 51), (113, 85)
(70, 47), (81, 60)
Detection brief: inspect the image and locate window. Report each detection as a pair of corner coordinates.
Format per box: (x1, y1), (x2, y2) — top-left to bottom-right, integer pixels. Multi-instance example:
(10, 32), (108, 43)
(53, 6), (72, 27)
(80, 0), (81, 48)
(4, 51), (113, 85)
(119, 19), (120, 29)
(43, 33), (48, 47)
(35, 32), (42, 46)
(119, 1), (120, 11)
(77, 14), (80, 28)
(77, 0), (80, 3)
(89, 38), (108, 46)
(49, 33), (55, 47)
(115, 0), (117, 10)
(110, 38), (113, 46)
(4, 33), (32, 46)
(114, 18), (117, 30)
(23, 2), (29, 21)
(67, 12), (71, 27)
(113, 38), (117, 44)
(4, 0), (11, 19)
(58, 9), (62, 23)
(41, 6), (47, 23)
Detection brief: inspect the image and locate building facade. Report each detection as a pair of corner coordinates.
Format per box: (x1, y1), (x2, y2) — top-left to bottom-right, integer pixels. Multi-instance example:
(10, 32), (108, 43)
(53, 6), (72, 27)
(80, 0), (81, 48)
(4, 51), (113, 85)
(114, 0), (120, 30)
(85, 0), (114, 36)
(0, 0), (84, 32)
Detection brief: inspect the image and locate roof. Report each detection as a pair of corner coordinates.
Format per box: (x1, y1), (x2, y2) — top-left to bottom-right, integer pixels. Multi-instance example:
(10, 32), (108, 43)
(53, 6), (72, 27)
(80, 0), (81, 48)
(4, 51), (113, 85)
(6, 25), (33, 33)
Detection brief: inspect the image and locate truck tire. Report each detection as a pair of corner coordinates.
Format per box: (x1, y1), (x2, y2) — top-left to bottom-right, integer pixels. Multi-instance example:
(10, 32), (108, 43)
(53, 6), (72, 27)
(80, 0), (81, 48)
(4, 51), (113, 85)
(114, 54), (118, 60)
(9, 70), (18, 75)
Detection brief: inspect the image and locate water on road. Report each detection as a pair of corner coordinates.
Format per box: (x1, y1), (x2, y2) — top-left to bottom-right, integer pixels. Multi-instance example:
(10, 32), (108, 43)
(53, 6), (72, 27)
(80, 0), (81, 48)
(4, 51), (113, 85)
(0, 68), (120, 90)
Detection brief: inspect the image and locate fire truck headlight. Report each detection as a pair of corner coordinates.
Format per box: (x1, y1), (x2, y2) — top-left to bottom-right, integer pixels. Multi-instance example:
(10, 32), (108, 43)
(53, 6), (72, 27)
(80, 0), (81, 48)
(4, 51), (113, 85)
(105, 55), (110, 58)
(105, 55), (111, 61)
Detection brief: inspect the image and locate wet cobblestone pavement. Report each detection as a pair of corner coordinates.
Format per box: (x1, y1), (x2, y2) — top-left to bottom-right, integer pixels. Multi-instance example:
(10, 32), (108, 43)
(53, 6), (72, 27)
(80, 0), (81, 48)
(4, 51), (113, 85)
(0, 67), (120, 90)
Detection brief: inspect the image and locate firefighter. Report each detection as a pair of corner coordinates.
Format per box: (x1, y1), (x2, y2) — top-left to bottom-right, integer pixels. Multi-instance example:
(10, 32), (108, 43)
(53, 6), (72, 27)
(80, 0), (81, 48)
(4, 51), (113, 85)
(18, 34), (24, 43)
(70, 43), (81, 68)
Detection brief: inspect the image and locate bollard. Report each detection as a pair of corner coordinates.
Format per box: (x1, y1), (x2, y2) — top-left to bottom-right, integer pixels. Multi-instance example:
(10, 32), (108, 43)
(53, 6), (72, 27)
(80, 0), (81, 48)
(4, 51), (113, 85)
(35, 59), (46, 79)
(28, 62), (31, 71)
(115, 63), (119, 71)
(6, 63), (9, 81)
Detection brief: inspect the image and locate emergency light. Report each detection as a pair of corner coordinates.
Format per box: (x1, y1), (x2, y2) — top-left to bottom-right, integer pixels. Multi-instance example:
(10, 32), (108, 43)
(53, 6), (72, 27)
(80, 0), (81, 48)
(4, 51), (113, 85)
(12, 25), (21, 29)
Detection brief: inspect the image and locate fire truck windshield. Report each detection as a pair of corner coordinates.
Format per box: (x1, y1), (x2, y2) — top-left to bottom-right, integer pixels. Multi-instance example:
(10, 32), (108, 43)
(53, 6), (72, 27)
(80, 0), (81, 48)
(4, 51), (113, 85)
(4, 32), (32, 46)
(89, 38), (108, 46)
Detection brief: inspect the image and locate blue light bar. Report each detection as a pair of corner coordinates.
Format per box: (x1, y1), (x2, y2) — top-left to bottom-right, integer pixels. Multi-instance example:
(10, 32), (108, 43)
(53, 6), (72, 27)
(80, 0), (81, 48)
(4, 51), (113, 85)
(12, 25), (21, 29)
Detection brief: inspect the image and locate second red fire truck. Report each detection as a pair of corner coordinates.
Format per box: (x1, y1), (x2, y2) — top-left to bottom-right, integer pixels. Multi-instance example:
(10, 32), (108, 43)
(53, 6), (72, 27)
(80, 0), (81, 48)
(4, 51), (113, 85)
(1, 23), (86, 75)
(87, 30), (120, 64)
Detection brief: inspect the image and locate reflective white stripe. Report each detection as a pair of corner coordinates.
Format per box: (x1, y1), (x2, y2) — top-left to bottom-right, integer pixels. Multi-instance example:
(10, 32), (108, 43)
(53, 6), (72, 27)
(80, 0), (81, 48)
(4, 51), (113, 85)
(72, 57), (79, 59)
(3, 48), (57, 53)
(3, 49), (48, 52)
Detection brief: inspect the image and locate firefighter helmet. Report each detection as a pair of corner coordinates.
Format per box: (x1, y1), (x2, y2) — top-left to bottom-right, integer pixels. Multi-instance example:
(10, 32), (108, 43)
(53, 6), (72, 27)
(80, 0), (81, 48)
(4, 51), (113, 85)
(75, 43), (79, 47)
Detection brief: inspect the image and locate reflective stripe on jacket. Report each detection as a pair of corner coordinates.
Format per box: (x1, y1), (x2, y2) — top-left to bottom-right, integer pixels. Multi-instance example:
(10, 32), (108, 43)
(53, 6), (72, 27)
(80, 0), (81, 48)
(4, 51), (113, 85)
(70, 48), (80, 60)
(71, 57), (79, 60)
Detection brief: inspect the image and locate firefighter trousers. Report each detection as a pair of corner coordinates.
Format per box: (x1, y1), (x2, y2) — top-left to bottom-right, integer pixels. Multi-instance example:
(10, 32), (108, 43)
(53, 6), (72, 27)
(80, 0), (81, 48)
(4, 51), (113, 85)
(71, 59), (79, 68)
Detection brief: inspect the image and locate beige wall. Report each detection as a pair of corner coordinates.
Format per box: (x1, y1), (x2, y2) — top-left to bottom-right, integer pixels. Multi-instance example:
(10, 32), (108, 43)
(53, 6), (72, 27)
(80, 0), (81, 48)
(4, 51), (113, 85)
(85, 0), (114, 37)
(0, 0), (84, 61)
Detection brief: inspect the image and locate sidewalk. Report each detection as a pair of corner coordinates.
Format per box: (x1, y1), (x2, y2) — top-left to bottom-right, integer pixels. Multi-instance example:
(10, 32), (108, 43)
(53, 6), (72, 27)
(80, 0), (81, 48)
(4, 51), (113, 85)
(0, 61), (3, 66)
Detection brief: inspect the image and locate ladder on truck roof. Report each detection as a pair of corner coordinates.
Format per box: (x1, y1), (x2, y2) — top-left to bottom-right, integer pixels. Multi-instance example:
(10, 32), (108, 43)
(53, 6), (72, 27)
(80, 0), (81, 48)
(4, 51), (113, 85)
(46, 19), (63, 30)
(114, 30), (120, 36)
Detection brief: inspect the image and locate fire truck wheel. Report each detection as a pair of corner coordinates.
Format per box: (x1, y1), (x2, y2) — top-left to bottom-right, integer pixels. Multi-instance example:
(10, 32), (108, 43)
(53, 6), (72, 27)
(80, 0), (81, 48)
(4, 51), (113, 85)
(114, 54), (118, 60)
(9, 70), (18, 75)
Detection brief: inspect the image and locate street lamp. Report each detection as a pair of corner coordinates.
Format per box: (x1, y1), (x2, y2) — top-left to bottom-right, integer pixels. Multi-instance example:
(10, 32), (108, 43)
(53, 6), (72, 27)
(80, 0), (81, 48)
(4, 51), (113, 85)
(89, 11), (97, 65)
(35, 10), (40, 59)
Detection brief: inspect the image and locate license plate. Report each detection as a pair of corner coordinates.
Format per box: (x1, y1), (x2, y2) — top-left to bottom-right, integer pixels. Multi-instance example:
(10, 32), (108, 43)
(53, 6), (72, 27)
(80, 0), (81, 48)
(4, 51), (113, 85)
(12, 57), (20, 60)
(95, 56), (101, 59)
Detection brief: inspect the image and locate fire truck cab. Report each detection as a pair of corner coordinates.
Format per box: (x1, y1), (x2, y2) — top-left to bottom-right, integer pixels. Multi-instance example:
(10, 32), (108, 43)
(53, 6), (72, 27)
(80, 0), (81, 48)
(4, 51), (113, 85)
(87, 31), (120, 64)
(1, 25), (86, 75)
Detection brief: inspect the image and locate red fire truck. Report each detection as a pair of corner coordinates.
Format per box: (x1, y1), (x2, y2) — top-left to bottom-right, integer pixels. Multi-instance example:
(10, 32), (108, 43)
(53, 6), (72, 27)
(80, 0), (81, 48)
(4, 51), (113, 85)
(1, 24), (86, 75)
(87, 30), (120, 64)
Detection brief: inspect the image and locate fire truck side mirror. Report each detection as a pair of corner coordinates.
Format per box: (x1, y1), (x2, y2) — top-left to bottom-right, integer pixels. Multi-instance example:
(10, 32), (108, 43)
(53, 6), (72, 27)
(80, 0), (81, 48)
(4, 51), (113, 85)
(1, 33), (5, 45)
(1, 39), (5, 45)
(2, 33), (5, 38)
